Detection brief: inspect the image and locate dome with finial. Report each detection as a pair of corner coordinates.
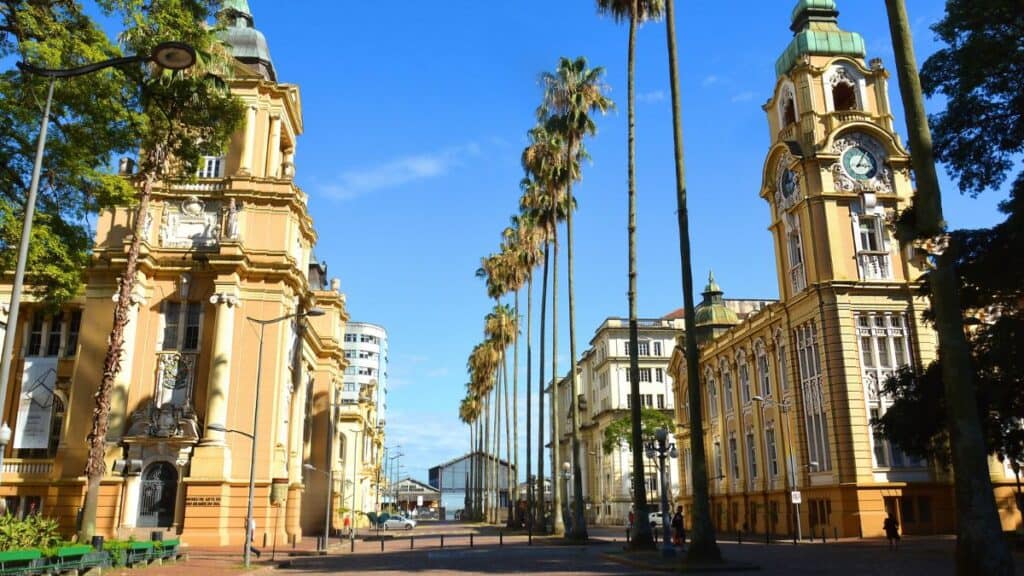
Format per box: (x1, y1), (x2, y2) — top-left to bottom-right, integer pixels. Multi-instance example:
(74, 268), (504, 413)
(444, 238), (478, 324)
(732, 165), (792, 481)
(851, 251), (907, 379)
(217, 0), (276, 81)
(775, 0), (865, 77)
(694, 271), (739, 328)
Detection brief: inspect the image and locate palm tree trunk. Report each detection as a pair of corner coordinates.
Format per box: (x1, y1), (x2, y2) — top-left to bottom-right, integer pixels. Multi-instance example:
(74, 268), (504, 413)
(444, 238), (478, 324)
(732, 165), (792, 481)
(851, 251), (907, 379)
(526, 277), (534, 530)
(504, 335), (514, 526)
(664, 0), (720, 561)
(565, 137), (588, 541)
(551, 213), (564, 536)
(484, 391), (492, 522)
(513, 289), (521, 524)
(495, 359), (503, 523)
(80, 160), (161, 542)
(537, 246), (550, 531)
(621, 6), (656, 551)
(884, 3), (1012, 573)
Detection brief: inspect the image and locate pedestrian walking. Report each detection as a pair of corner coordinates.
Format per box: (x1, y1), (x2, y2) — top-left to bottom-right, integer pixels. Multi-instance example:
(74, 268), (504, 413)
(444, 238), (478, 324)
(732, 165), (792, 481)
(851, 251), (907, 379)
(628, 507), (635, 530)
(249, 517), (261, 559)
(883, 513), (900, 551)
(671, 506), (685, 547)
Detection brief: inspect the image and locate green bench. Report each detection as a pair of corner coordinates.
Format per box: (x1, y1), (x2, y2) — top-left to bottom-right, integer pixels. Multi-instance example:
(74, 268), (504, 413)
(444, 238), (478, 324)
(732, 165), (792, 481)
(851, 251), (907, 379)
(46, 545), (106, 574)
(125, 541), (154, 567)
(155, 539), (180, 562)
(0, 550), (41, 575)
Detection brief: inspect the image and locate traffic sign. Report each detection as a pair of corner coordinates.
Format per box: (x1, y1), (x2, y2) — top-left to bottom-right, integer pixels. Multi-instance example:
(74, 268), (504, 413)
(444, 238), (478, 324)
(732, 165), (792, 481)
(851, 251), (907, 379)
(791, 490), (802, 504)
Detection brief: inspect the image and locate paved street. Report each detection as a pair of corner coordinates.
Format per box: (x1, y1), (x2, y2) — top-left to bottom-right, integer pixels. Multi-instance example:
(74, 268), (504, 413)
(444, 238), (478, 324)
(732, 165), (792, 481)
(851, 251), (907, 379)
(268, 523), (1024, 575)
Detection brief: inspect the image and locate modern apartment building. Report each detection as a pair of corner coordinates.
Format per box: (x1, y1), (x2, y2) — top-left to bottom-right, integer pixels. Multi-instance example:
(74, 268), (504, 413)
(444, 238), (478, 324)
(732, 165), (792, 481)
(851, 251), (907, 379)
(342, 322), (388, 425)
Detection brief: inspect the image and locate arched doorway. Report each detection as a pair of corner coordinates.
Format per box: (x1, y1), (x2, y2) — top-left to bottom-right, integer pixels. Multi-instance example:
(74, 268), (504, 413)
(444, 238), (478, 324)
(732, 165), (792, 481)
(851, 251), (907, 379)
(138, 462), (178, 528)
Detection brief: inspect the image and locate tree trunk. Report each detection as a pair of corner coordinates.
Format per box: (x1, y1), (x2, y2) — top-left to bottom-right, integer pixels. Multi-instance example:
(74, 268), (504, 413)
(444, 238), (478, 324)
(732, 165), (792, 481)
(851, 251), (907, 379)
(884, 2), (1013, 574)
(565, 135), (588, 541)
(526, 278), (534, 530)
(513, 289), (521, 523)
(537, 245), (550, 531)
(625, 4), (655, 551)
(551, 208), (563, 536)
(663, 0), (721, 561)
(79, 159), (160, 542)
(504, 323), (514, 527)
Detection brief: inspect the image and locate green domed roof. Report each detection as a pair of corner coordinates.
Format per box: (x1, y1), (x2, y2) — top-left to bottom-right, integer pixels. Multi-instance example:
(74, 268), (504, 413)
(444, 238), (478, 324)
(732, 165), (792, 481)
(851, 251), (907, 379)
(694, 271), (739, 328)
(776, 0), (865, 77)
(217, 0), (277, 81)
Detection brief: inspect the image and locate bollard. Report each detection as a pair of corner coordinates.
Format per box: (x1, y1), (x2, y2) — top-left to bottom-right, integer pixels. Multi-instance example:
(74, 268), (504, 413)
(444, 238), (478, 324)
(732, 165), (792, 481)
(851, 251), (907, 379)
(380, 538), (384, 552)
(625, 528), (631, 544)
(834, 527), (839, 542)
(410, 536), (414, 550)
(821, 527), (826, 544)
(441, 535), (444, 549)
(766, 529), (770, 545)
(738, 529), (742, 545)
(350, 537), (355, 553)
(793, 531), (798, 546)
(499, 531), (503, 547)
(470, 533), (474, 547)
(529, 526), (533, 546)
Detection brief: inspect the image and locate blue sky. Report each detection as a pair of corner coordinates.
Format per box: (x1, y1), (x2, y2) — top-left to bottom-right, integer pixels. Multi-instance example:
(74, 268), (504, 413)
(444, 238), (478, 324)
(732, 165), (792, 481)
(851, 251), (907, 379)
(99, 1), (1011, 482)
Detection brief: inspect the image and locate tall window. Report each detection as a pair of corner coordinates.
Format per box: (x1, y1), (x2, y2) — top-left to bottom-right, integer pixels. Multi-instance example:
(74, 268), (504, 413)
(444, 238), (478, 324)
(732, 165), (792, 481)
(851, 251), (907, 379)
(787, 214), (806, 293)
(854, 212), (892, 280)
(64, 310), (81, 357)
(653, 341), (662, 356)
(776, 332), (790, 392)
(766, 428), (779, 477)
(721, 364), (734, 413)
(657, 394), (665, 409)
(157, 301), (203, 408)
(27, 314), (44, 356)
(162, 301), (202, 351)
(796, 321), (831, 471)
(706, 376), (719, 420)
(857, 312), (918, 468)
(45, 312), (62, 356)
(655, 368), (664, 383)
(26, 312), (76, 358)
(729, 437), (740, 480)
(638, 341), (650, 356)
(756, 345), (771, 398)
(738, 352), (752, 404)
(639, 368), (652, 382)
(746, 432), (758, 481)
(713, 440), (724, 480)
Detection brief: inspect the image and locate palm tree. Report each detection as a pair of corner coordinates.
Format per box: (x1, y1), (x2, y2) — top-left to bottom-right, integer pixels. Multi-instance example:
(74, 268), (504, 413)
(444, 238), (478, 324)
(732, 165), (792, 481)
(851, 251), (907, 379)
(538, 56), (613, 541)
(486, 303), (518, 524)
(884, 3), (1013, 573)
(595, 0), (663, 550)
(469, 341), (499, 521)
(522, 130), (570, 532)
(459, 391), (481, 518)
(663, 0), (719, 561)
(509, 213), (544, 528)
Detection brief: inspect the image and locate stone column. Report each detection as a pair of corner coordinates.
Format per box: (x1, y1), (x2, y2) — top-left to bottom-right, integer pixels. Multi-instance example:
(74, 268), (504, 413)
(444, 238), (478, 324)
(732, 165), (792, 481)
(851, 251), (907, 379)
(119, 474), (142, 534)
(281, 147), (296, 179)
(109, 288), (146, 439)
(202, 291), (238, 445)
(267, 116), (282, 179)
(238, 106), (256, 176)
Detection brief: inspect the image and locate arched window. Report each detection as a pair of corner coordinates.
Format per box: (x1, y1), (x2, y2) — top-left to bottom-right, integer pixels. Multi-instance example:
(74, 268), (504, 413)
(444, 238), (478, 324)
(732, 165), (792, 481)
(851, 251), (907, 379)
(721, 360), (734, 413)
(826, 65), (862, 112)
(783, 96), (798, 125)
(832, 83), (857, 111)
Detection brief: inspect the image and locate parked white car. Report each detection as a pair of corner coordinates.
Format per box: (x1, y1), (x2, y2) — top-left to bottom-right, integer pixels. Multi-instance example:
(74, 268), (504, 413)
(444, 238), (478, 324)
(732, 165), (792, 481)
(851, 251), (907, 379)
(380, 515), (416, 530)
(648, 511), (664, 527)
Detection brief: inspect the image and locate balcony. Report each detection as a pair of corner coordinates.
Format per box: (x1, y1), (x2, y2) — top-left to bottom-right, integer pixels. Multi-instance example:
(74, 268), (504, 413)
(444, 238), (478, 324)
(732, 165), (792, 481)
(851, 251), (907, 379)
(825, 110), (877, 133)
(858, 252), (892, 280)
(1, 459), (54, 479)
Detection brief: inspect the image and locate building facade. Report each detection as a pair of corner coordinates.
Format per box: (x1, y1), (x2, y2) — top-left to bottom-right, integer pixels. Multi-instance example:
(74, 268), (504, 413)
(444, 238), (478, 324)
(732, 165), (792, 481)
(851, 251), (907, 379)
(669, 0), (1021, 540)
(429, 453), (515, 520)
(0, 0), (383, 545)
(341, 322), (388, 425)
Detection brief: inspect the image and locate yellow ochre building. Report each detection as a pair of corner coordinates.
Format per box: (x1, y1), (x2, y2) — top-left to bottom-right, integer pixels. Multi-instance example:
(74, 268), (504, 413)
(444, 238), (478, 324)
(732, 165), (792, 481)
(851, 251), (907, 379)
(669, 0), (1020, 540)
(0, 0), (382, 546)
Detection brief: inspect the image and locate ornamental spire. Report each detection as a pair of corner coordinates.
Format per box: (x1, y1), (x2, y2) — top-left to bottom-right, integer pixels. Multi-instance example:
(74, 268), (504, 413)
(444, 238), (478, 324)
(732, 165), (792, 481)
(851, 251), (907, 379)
(775, 0), (866, 77)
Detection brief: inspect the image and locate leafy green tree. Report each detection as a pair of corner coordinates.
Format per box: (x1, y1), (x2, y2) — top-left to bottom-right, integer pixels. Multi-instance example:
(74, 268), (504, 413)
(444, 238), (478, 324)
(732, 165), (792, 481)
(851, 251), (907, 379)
(881, 1), (1019, 573)
(595, 0), (662, 550)
(601, 408), (674, 454)
(0, 1), (137, 304)
(78, 0), (244, 541)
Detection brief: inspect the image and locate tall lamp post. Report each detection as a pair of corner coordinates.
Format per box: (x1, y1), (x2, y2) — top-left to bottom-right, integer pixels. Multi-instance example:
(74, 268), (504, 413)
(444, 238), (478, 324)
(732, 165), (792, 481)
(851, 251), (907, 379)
(0, 43), (197, 444)
(646, 427), (678, 558)
(241, 308), (323, 568)
(753, 396), (801, 541)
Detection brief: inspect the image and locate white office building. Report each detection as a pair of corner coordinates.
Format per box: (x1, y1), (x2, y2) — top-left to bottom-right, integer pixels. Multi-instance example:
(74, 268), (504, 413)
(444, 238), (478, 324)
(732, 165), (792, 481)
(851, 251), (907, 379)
(343, 322), (388, 424)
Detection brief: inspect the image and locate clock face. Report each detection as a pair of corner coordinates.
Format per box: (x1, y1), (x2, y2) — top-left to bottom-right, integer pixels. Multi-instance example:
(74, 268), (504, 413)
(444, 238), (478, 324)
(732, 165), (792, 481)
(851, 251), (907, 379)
(842, 146), (879, 180)
(780, 169), (798, 198)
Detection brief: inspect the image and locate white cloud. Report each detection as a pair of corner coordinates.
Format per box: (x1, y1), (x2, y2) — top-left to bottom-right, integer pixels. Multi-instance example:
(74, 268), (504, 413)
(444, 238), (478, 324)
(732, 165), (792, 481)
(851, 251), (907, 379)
(637, 90), (666, 103)
(701, 75), (719, 87)
(318, 142), (481, 200)
(731, 91), (755, 103)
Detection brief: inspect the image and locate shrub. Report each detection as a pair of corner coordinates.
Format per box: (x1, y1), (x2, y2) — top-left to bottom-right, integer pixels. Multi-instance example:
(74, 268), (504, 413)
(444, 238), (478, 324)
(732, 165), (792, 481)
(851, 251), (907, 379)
(0, 514), (62, 551)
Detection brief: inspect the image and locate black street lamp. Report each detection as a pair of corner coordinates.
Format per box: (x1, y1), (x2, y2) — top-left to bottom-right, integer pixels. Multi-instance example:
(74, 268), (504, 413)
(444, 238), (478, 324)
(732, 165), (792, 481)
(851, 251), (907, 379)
(645, 427), (678, 558)
(0, 42), (198, 455)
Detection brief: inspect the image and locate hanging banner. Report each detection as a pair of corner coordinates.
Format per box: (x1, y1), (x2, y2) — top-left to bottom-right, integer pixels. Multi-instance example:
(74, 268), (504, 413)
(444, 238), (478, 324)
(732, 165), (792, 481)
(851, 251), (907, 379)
(14, 357), (58, 450)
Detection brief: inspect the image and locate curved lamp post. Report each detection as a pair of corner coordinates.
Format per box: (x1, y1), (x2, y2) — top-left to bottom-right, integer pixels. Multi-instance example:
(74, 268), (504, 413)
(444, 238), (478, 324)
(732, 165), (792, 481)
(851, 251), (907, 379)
(646, 427), (678, 558)
(0, 43), (197, 471)
(238, 308), (323, 568)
